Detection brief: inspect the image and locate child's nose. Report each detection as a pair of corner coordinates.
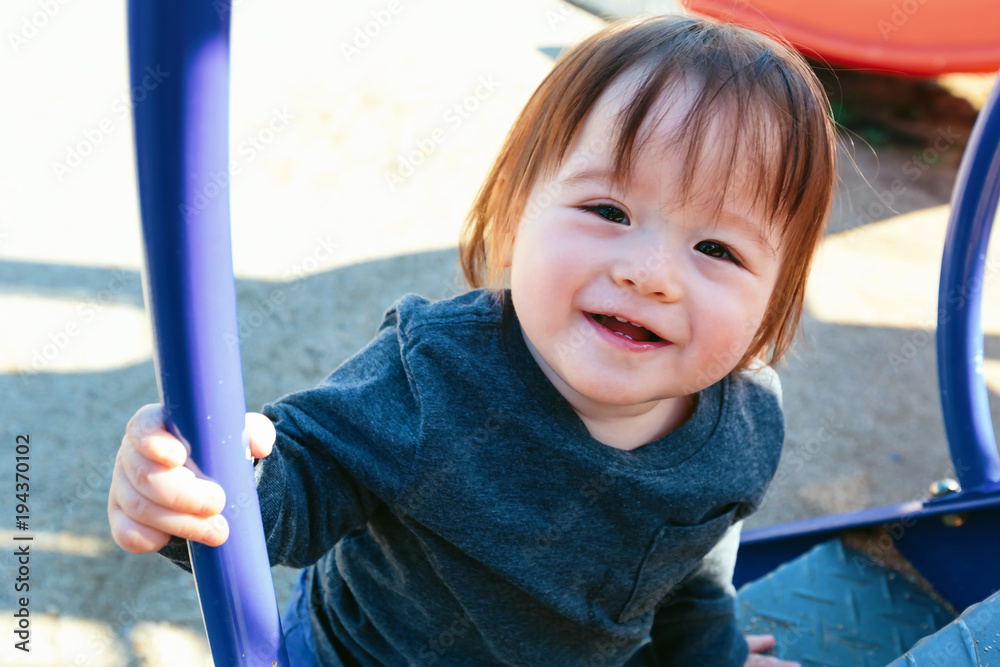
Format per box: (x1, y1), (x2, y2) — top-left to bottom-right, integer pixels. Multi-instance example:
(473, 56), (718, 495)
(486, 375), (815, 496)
(611, 242), (682, 302)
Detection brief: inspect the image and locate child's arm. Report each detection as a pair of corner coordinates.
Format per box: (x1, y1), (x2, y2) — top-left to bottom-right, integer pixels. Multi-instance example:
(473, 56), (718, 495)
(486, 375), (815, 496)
(647, 523), (801, 667)
(107, 400), (388, 569)
(109, 313), (422, 568)
(647, 522), (745, 663)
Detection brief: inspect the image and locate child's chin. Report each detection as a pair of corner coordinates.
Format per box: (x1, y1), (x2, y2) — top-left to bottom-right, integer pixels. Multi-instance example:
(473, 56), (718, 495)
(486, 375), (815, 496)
(572, 383), (674, 407)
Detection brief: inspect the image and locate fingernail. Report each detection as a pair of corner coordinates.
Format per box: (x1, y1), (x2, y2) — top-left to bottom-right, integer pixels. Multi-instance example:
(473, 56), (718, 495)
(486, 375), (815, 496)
(206, 515), (228, 543)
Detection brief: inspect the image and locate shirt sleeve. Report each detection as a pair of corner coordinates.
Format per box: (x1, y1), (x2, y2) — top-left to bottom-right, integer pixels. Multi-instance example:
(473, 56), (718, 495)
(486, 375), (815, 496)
(648, 521), (749, 667)
(158, 305), (423, 570)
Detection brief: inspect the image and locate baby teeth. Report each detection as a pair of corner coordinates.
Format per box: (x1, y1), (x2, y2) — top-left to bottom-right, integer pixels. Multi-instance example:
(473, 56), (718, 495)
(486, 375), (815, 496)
(613, 315), (640, 327)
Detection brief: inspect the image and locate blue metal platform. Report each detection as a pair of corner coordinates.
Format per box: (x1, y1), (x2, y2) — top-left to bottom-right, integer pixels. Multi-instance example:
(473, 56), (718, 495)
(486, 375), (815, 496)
(887, 587), (1000, 666)
(737, 539), (955, 666)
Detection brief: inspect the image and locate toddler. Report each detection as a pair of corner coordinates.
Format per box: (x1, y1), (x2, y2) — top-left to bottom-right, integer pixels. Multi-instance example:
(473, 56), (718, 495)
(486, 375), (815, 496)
(109, 14), (836, 666)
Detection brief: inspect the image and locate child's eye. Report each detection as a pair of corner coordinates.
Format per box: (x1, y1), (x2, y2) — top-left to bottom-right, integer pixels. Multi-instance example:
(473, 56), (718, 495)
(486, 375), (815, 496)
(582, 204), (628, 225)
(695, 240), (740, 265)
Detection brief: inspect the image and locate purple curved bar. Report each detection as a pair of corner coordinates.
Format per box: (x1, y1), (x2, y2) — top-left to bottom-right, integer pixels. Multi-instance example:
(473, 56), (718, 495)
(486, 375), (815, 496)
(936, 78), (1000, 492)
(127, 1), (288, 664)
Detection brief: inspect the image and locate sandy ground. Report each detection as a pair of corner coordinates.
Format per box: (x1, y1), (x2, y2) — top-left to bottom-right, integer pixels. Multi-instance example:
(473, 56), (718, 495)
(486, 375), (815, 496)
(0, 0), (998, 664)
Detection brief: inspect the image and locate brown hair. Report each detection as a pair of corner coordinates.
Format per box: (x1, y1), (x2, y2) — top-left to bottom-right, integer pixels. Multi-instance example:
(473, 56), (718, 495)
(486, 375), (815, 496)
(459, 15), (837, 370)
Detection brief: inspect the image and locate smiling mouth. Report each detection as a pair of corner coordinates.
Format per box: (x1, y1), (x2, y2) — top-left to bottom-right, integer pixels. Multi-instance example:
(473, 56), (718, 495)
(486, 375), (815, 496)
(588, 313), (663, 343)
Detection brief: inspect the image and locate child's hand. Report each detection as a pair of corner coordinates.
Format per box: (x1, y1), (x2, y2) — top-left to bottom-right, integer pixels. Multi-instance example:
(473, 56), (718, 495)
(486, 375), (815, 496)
(744, 635), (801, 667)
(108, 403), (276, 554)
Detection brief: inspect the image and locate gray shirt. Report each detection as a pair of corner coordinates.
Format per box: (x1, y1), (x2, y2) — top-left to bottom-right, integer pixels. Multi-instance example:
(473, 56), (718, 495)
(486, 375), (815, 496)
(162, 289), (784, 666)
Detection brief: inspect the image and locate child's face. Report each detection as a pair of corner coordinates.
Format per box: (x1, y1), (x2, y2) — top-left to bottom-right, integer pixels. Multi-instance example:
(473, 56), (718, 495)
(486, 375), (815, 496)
(507, 79), (782, 423)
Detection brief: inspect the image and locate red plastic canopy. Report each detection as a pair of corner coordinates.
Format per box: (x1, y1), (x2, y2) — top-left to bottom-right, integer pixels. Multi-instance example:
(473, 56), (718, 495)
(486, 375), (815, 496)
(682, 0), (1000, 76)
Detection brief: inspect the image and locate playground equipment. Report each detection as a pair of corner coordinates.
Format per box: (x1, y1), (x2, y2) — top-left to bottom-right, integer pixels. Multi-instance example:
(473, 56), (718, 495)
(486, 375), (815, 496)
(682, 0), (1000, 76)
(127, 1), (1000, 664)
(127, 1), (289, 664)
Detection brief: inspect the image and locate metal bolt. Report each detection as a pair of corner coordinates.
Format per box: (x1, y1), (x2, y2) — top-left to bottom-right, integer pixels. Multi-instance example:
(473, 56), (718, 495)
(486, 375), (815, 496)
(929, 478), (961, 497)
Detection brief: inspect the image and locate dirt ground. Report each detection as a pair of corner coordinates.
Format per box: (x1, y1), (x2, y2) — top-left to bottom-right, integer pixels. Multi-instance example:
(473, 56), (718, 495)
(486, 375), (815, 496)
(1, 0), (997, 664)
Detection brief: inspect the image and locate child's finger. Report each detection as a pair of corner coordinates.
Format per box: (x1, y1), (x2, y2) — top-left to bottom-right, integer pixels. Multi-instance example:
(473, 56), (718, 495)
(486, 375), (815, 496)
(743, 634), (801, 667)
(745, 658), (801, 667)
(108, 499), (173, 554)
(126, 402), (162, 429)
(113, 479), (229, 547)
(120, 445), (226, 517)
(126, 403), (171, 440)
(245, 412), (276, 459)
(125, 429), (190, 470)
(746, 634), (777, 653)
(124, 404), (190, 469)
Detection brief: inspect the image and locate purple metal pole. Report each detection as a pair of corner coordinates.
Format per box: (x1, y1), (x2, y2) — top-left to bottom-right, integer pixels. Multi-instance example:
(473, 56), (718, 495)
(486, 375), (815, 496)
(936, 77), (1000, 493)
(128, 1), (289, 664)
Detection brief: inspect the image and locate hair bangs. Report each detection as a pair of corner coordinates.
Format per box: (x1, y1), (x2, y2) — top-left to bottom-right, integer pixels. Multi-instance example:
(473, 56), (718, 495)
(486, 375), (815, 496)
(605, 41), (831, 248)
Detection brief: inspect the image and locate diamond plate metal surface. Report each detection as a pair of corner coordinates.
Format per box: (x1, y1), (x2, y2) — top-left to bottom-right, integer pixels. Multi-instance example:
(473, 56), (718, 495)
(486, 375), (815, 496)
(736, 540), (955, 666)
(886, 588), (1000, 667)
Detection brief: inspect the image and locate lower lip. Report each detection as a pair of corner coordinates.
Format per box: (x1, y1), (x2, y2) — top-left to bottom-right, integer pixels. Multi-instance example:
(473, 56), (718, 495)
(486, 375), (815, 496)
(584, 314), (672, 352)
